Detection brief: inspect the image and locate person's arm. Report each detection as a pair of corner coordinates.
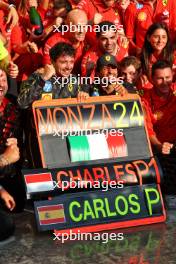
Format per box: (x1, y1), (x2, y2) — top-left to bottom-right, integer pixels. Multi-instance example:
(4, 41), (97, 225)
(0, 138), (18, 210)
(0, 1), (18, 29)
(0, 40), (19, 78)
(0, 188), (16, 211)
(150, 135), (173, 154)
(0, 58), (18, 79)
(77, 91), (89, 102)
(18, 72), (47, 109)
(114, 84), (128, 96)
(81, 51), (96, 77)
(124, 4), (140, 55)
(0, 138), (20, 167)
(0, 155), (9, 167)
(142, 100), (173, 155)
(11, 25), (39, 55)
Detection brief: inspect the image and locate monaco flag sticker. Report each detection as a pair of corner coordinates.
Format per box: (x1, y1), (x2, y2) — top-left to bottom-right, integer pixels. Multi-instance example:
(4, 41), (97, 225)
(24, 172), (54, 193)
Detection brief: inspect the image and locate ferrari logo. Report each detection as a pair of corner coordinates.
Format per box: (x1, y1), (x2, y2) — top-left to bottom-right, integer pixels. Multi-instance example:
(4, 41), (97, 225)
(105, 55), (111, 61)
(162, 0), (167, 6)
(138, 12), (147, 21)
(137, 90), (144, 96)
(154, 111), (163, 120)
(41, 93), (53, 101)
(68, 83), (73, 92)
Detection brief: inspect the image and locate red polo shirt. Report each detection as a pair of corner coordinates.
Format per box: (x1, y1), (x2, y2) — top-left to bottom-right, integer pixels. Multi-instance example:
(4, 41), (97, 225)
(10, 25), (43, 81)
(142, 83), (176, 143)
(117, 2), (137, 32)
(116, 1), (138, 54)
(126, 0), (176, 49)
(37, 6), (54, 28)
(77, 0), (121, 25)
(77, 0), (122, 46)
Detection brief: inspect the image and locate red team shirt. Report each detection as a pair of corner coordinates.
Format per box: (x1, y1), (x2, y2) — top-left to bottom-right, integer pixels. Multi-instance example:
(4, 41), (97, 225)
(77, 0), (121, 25)
(126, 0), (176, 49)
(37, 5), (54, 28)
(142, 83), (176, 143)
(10, 25), (43, 81)
(77, 0), (122, 45)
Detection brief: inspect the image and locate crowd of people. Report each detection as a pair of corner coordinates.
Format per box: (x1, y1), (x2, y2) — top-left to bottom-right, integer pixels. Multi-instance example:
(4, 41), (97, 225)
(0, 0), (176, 241)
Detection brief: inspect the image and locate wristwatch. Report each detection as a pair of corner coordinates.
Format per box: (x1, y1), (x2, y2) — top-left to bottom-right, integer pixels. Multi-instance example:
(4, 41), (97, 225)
(8, 4), (16, 9)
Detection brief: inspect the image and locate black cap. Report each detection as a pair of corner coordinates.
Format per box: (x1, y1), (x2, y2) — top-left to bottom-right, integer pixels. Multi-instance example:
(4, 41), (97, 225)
(96, 54), (118, 72)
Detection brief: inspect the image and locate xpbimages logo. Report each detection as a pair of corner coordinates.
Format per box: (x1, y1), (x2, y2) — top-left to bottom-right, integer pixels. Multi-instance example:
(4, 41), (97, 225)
(53, 22), (124, 35)
(53, 179), (124, 191)
(53, 128), (124, 139)
(52, 74), (124, 87)
(53, 230), (124, 243)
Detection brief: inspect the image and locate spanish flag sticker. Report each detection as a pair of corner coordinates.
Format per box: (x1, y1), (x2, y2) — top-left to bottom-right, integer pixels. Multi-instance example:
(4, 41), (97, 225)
(37, 204), (66, 225)
(138, 12), (147, 21)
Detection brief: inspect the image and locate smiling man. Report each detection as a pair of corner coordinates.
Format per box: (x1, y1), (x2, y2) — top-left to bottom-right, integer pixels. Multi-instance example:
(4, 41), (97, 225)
(18, 42), (84, 109)
(91, 54), (127, 96)
(18, 42), (88, 168)
(142, 60), (176, 154)
(81, 21), (128, 79)
(78, 54), (127, 100)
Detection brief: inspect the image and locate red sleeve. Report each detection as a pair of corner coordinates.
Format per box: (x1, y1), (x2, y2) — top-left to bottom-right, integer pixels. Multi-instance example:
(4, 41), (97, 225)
(77, 0), (94, 22)
(141, 89), (158, 138)
(124, 4), (137, 40)
(11, 25), (27, 54)
(172, 51), (176, 81)
(81, 50), (97, 79)
(0, 10), (6, 34)
(142, 100), (156, 138)
(116, 41), (129, 61)
(37, 6), (47, 21)
(77, 0), (88, 11)
(43, 39), (52, 65)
